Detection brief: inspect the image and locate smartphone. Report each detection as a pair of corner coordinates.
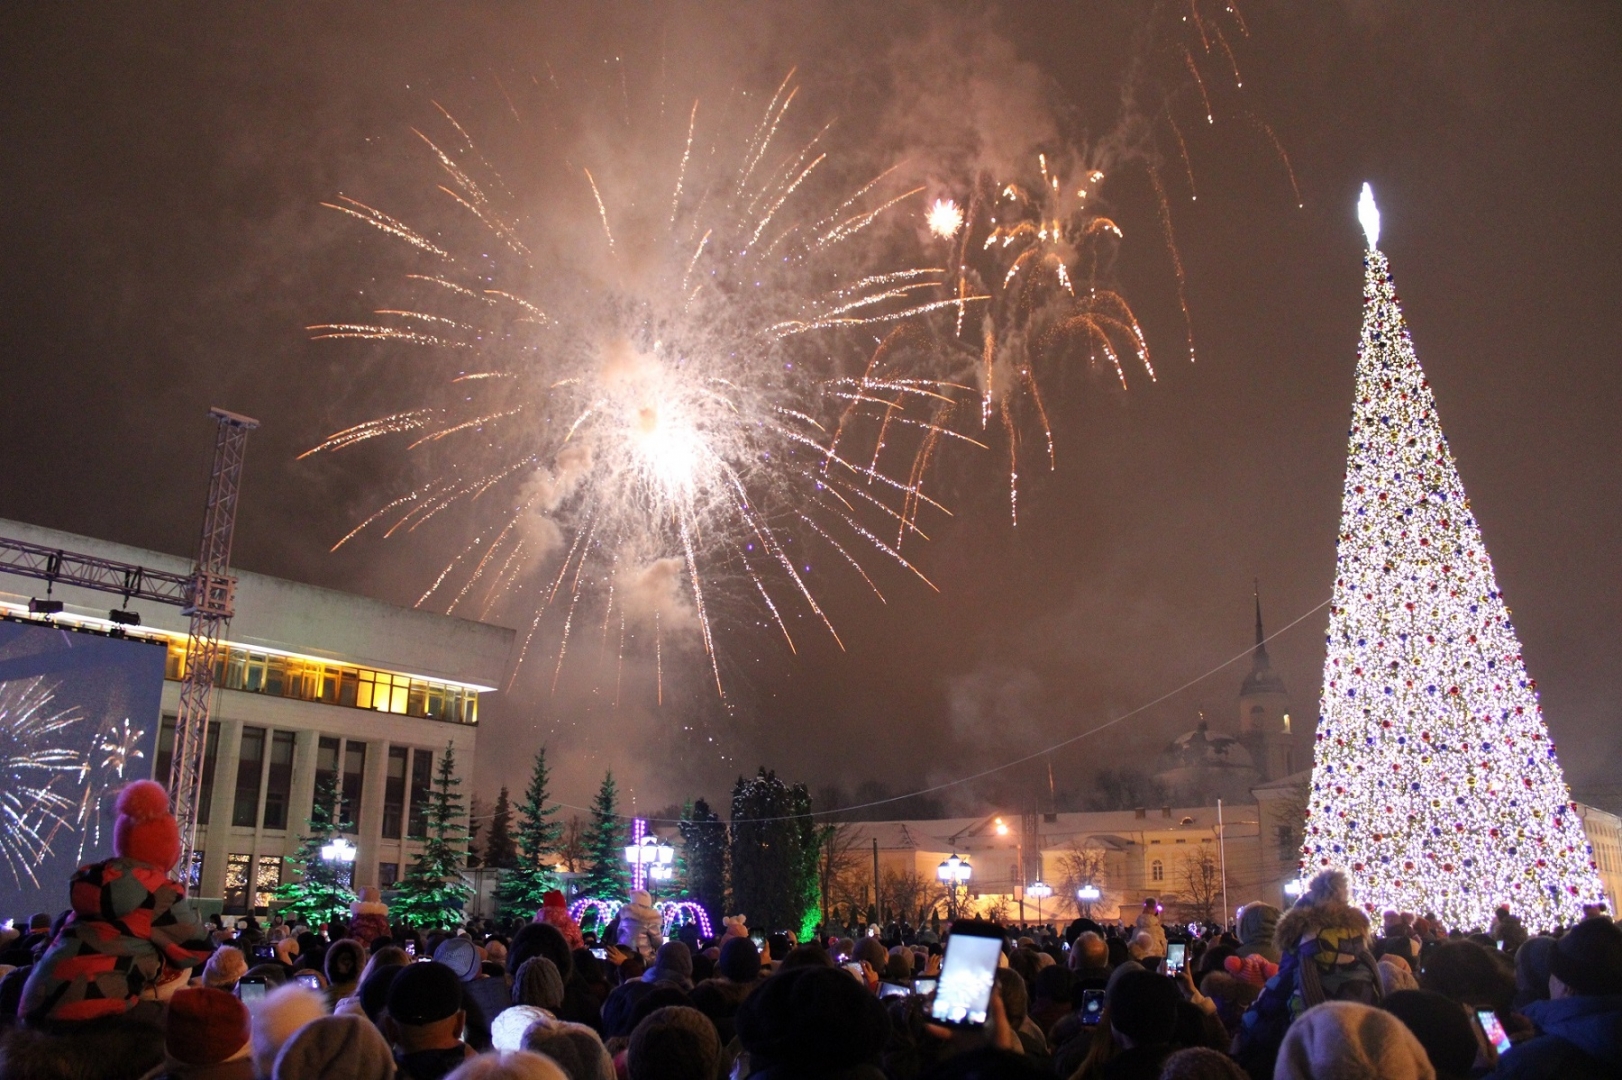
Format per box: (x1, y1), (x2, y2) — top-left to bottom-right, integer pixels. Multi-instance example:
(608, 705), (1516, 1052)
(1165, 942), (1186, 974)
(1080, 988), (1105, 1026)
(591, 947), (608, 960)
(1475, 1009), (1511, 1060)
(929, 921), (1003, 1028)
(404, 941), (416, 957)
(236, 976), (267, 1001)
(295, 972), (323, 991)
(913, 977), (937, 996)
(251, 944), (276, 962)
(878, 982), (911, 999)
(843, 961), (866, 980)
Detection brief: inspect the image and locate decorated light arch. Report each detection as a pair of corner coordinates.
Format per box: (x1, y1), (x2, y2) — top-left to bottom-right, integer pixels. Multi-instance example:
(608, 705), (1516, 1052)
(568, 898), (623, 933)
(657, 900), (713, 938)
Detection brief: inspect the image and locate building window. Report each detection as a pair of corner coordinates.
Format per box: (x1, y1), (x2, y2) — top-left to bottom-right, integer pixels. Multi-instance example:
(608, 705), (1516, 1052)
(383, 747), (408, 840)
(407, 748), (433, 839)
(156, 717), (222, 826)
(263, 731), (295, 830)
(378, 862), (399, 887)
(165, 640), (480, 725)
(224, 853), (252, 913)
(316, 736), (340, 804)
(232, 727), (266, 828)
(1151, 859), (1164, 883)
(342, 742), (367, 832)
(254, 856), (282, 912)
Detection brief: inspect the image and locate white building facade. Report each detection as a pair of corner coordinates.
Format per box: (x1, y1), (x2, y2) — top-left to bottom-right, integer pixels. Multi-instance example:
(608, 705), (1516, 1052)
(0, 518), (513, 914)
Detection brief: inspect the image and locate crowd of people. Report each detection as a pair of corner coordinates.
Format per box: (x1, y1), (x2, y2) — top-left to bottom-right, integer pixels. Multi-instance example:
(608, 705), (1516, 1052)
(0, 778), (1619, 1080)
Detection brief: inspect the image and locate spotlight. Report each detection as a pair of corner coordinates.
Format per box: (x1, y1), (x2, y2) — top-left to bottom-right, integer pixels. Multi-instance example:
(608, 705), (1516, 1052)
(28, 598), (64, 616)
(108, 609), (141, 626)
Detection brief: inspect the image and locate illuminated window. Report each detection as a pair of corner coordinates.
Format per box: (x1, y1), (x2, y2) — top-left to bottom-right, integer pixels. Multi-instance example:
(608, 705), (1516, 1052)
(164, 641), (479, 724)
(254, 856), (281, 912)
(1151, 859), (1164, 883)
(224, 853), (252, 913)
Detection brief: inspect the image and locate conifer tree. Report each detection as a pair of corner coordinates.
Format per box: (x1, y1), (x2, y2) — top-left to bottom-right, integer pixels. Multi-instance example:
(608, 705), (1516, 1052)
(581, 772), (629, 900)
(730, 768), (818, 933)
(495, 748), (564, 919)
(271, 772), (355, 926)
(393, 741), (472, 928)
(678, 797), (728, 920)
(1303, 187), (1604, 930)
(485, 787), (518, 869)
(467, 793), (485, 869)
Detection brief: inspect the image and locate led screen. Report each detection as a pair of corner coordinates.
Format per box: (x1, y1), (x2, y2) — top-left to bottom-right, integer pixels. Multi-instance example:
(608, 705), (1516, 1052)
(0, 620), (167, 919)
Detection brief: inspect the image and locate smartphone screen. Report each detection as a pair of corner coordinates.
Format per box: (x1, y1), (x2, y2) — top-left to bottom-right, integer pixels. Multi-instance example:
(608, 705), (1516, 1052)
(1476, 1009), (1511, 1057)
(1166, 942), (1186, 974)
(237, 978), (267, 1002)
(913, 977), (937, 996)
(878, 982), (911, 999)
(591, 947), (608, 960)
(1081, 988), (1105, 1025)
(843, 961), (866, 979)
(404, 941), (416, 957)
(929, 928), (1003, 1027)
(296, 972), (322, 990)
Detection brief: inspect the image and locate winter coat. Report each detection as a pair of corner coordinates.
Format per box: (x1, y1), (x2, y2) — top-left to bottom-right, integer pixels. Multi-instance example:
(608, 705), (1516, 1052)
(1134, 911), (1167, 957)
(347, 899), (391, 949)
(20, 857), (211, 1023)
(1231, 896), (1381, 1080)
(1493, 994), (1622, 1080)
(616, 900), (663, 962)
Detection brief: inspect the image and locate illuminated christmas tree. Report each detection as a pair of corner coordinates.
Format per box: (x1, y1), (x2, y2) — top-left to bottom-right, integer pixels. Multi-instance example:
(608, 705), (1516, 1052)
(1301, 186), (1605, 931)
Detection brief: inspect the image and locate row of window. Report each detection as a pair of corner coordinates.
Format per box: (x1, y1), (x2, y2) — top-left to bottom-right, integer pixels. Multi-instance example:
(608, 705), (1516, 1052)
(164, 641), (478, 724)
(202, 851), (402, 914)
(156, 719), (437, 840)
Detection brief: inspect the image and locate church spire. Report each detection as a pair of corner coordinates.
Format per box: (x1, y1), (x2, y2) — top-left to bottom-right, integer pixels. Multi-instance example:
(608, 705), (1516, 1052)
(1252, 580), (1272, 672)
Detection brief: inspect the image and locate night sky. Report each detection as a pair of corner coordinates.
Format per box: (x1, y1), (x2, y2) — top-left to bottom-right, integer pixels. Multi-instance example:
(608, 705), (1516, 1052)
(3, 3), (1618, 818)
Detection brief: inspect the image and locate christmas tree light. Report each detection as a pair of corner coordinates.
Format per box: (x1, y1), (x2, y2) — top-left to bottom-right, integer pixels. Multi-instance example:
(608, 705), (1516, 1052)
(1302, 185), (1605, 931)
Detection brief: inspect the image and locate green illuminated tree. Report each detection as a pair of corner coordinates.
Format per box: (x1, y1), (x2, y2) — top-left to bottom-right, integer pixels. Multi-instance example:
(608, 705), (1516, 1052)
(271, 773), (356, 926)
(392, 741), (472, 929)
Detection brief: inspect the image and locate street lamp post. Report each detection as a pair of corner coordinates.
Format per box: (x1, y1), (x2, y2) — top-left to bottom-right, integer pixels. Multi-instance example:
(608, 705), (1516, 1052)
(1026, 880), (1052, 927)
(1283, 876), (1308, 903)
(623, 817), (674, 894)
(1075, 883), (1101, 919)
(320, 836), (356, 892)
(937, 853), (972, 920)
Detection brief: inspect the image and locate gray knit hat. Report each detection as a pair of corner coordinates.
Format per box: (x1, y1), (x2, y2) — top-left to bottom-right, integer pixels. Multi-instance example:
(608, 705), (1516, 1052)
(627, 1005), (720, 1080)
(515, 956), (566, 1010)
(272, 1014), (395, 1080)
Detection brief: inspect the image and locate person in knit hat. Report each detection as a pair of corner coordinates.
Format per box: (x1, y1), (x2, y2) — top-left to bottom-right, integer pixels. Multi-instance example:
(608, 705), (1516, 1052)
(491, 1004), (552, 1052)
(1232, 869), (1383, 1079)
(641, 942), (694, 990)
(249, 983), (328, 1079)
(524, 1020), (616, 1080)
(1157, 1046), (1249, 1080)
(533, 891), (586, 951)
(346, 886), (391, 950)
(202, 945), (250, 992)
(161, 986), (254, 1080)
(616, 891), (664, 963)
(627, 1005), (720, 1080)
(1380, 989), (1480, 1080)
(514, 956), (566, 1011)
(444, 1051), (570, 1080)
(1273, 1000), (1435, 1080)
(272, 1013), (395, 1080)
(19, 779), (212, 1024)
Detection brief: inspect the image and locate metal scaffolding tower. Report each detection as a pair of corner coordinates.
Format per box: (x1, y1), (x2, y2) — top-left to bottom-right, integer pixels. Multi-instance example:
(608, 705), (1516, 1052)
(169, 408), (258, 872)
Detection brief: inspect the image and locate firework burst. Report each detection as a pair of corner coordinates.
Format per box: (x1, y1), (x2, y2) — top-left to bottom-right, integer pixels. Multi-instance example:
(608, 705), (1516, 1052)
(0, 677), (86, 889)
(308, 72), (980, 696)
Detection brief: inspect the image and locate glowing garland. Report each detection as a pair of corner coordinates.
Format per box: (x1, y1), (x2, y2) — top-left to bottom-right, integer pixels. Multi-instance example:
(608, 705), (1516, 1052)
(1302, 205), (1605, 931)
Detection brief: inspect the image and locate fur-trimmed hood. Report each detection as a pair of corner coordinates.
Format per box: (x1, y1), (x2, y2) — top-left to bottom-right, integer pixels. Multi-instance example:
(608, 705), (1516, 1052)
(1274, 898), (1371, 952)
(350, 900), (388, 917)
